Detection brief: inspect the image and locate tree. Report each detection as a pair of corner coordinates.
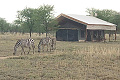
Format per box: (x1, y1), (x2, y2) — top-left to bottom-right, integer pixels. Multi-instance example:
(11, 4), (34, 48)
(16, 5), (58, 37)
(35, 5), (56, 37)
(112, 13), (120, 32)
(16, 8), (36, 37)
(0, 18), (10, 34)
(86, 8), (118, 22)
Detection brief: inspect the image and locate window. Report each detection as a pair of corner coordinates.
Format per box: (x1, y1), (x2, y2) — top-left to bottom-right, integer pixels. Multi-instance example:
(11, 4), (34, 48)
(93, 31), (97, 38)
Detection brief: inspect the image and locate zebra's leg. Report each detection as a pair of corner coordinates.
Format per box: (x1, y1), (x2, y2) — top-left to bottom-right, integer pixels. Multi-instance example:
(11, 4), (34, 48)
(38, 44), (41, 52)
(42, 45), (44, 52)
(47, 44), (48, 51)
(51, 44), (53, 50)
(50, 45), (52, 52)
(55, 43), (56, 50)
(54, 43), (56, 50)
(21, 47), (25, 55)
(13, 47), (17, 55)
(28, 47), (31, 54)
(52, 44), (55, 50)
(13, 50), (17, 55)
(32, 45), (35, 54)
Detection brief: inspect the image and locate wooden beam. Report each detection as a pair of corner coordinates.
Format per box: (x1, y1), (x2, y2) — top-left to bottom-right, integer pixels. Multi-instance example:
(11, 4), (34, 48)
(59, 28), (78, 30)
(87, 25), (116, 30)
(88, 24), (116, 27)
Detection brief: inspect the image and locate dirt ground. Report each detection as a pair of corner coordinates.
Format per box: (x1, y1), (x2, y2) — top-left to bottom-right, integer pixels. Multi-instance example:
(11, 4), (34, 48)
(0, 56), (19, 59)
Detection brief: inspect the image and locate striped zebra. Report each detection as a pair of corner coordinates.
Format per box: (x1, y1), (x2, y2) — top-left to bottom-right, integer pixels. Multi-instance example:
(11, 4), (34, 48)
(13, 38), (35, 55)
(38, 37), (52, 52)
(51, 37), (56, 50)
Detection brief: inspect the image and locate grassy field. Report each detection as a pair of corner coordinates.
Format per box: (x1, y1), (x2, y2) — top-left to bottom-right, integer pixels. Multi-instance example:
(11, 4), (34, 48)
(0, 33), (120, 80)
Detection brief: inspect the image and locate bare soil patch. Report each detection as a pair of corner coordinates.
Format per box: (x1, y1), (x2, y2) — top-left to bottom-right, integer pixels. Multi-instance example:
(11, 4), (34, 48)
(0, 56), (19, 59)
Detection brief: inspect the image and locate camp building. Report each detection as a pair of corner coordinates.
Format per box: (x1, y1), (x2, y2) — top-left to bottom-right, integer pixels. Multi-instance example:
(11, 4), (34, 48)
(56, 13), (117, 41)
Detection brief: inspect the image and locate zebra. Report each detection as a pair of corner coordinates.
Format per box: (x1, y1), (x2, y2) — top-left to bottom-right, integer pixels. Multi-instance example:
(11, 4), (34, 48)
(38, 37), (52, 52)
(13, 38), (35, 55)
(51, 37), (56, 50)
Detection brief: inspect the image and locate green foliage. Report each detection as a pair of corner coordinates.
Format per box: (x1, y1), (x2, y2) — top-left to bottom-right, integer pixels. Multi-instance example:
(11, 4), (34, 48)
(34, 5), (58, 37)
(15, 5), (58, 37)
(112, 14), (120, 32)
(86, 8), (117, 22)
(16, 7), (36, 37)
(0, 5), (59, 35)
(0, 18), (10, 33)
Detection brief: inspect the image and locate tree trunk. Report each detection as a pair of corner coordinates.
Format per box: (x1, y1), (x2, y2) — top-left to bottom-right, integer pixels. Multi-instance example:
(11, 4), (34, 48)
(39, 28), (41, 36)
(46, 31), (48, 37)
(30, 28), (32, 38)
(29, 26), (32, 38)
(46, 24), (48, 37)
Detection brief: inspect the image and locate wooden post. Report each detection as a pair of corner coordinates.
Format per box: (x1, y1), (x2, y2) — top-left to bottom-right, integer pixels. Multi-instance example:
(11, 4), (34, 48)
(103, 30), (105, 42)
(109, 31), (111, 42)
(67, 29), (68, 41)
(98, 31), (100, 41)
(115, 30), (116, 41)
(91, 30), (93, 41)
(85, 28), (87, 41)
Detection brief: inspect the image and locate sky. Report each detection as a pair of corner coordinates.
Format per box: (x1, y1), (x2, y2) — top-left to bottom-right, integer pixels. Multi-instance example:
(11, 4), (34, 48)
(0, 0), (120, 23)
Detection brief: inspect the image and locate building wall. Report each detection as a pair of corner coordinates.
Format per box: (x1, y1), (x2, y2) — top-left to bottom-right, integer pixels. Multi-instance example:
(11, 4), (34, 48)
(78, 29), (86, 41)
(87, 30), (104, 41)
(57, 18), (86, 41)
(56, 29), (78, 41)
(57, 17), (105, 41)
(87, 25), (116, 30)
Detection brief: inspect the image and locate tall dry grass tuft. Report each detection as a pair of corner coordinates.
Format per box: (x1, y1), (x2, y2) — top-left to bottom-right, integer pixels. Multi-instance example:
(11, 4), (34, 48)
(86, 46), (120, 54)
(72, 44), (120, 56)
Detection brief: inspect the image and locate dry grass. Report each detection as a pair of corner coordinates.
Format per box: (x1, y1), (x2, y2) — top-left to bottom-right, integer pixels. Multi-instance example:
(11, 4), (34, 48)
(0, 33), (120, 80)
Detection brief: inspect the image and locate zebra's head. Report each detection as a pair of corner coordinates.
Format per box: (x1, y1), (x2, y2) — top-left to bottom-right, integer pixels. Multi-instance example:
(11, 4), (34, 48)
(28, 38), (34, 43)
(30, 39), (34, 42)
